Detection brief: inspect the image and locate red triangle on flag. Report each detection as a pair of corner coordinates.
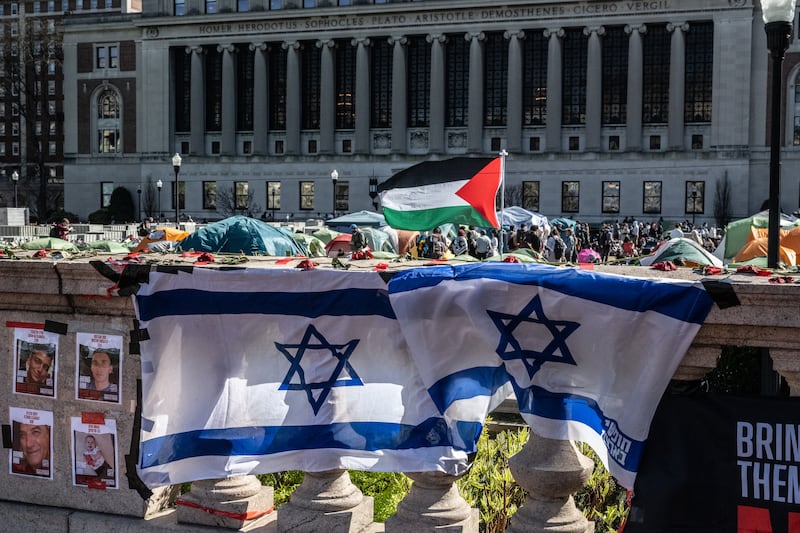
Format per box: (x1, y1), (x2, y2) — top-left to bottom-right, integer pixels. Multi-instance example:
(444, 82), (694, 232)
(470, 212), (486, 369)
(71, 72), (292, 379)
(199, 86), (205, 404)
(455, 158), (502, 228)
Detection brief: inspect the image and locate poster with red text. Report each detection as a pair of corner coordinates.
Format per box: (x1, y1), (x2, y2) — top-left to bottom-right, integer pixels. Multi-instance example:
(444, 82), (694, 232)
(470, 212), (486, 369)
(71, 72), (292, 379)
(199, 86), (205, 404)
(9, 407), (53, 479)
(13, 327), (59, 398)
(75, 332), (122, 404)
(70, 417), (118, 489)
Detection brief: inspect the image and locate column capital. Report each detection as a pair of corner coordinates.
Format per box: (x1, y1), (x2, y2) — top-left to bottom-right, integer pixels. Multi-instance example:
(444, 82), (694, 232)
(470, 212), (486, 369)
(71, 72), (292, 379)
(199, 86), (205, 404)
(281, 40), (301, 51)
(216, 43), (236, 54)
(666, 21), (690, 33)
(316, 38), (336, 49)
(624, 23), (647, 35)
(249, 42), (267, 52)
(351, 37), (371, 47)
(504, 29), (525, 41)
(583, 26), (606, 37)
(388, 35), (407, 46)
(543, 27), (564, 39)
(464, 31), (485, 42)
(426, 33), (446, 44)
(185, 44), (204, 55)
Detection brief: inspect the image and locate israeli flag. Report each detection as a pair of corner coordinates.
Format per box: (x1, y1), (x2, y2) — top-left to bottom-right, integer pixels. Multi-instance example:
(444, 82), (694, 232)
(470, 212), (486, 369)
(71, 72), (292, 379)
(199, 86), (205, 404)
(133, 268), (474, 488)
(388, 263), (713, 489)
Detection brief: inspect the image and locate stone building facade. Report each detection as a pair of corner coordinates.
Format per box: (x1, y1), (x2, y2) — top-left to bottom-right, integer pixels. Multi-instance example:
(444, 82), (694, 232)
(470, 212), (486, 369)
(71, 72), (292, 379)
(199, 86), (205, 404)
(61, 0), (800, 226)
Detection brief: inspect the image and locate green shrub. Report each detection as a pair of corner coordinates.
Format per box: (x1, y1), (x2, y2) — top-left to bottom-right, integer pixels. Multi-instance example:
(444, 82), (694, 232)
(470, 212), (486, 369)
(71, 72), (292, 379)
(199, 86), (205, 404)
(88, 208), (111, 224)
(574, 443), (629, 532)
(108, 187), (135, 223)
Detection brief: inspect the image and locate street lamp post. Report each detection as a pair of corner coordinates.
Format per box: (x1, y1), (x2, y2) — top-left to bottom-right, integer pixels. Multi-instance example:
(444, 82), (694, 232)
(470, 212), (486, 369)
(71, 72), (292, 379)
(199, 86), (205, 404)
(137, 185), (142, 222)
(156, 179), (163, 220)
(330, 169), (338, 218)
(763, 0), (796, 268)
(172, 153), (182, 225)
(369, 177), (378, 211)
(11, 170), (18, 208)
(690, 184), (697, 228)
(271, 187), (277, 221)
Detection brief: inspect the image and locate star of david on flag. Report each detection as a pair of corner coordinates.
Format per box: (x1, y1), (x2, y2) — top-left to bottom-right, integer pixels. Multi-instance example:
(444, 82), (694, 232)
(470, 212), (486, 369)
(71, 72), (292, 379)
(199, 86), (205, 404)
(487, 295), (579, 379)
(277, 324), (363, 415)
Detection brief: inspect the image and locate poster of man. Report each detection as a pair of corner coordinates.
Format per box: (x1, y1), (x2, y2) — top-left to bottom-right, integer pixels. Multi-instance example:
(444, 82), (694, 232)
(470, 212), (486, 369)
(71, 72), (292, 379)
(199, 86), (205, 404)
(75, 333), (122, 403)
(9, 407), (53, 479)
(13, 327), (59, 397)
(71, 417), (117, 489)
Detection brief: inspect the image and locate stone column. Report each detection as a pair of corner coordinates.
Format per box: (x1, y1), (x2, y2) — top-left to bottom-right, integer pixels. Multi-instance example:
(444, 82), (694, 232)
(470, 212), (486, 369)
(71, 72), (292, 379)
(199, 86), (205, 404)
(218, 43), (236, 156)
(389, 36), (407, 154)
(505, 30), (524, 154)
(384, 472), (478, 533)
(667, 22), (689, 151)
(466, 31), (485, 154)
(428, 34), (446, 154)
(544, 28), (564, 152)
(176, 475), (275, 530)
(250, 42), (269, 156)
(283, 40), (301, 155)
(277, 469), (375, 533)
(319, 39), (336, 155)
(506, 433), (594, 533)
(353, 37), (371, 155)
(770, 349), (800, 396)
(672, 344), (722, 381)
(584, 26), (605, 152)
(187, 45), (205, 156)
(625, 24), (646, 152)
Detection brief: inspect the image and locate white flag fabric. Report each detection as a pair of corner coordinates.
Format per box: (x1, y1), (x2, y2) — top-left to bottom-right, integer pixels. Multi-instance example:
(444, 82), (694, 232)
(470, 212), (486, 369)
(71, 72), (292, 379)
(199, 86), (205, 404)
(387, 263), (713, 489)
(133, 268), (474, 488)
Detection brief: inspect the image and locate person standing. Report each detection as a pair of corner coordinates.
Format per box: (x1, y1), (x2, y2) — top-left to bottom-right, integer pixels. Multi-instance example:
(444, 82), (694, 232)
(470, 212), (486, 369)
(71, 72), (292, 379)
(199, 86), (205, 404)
(475, 230), (491, 260)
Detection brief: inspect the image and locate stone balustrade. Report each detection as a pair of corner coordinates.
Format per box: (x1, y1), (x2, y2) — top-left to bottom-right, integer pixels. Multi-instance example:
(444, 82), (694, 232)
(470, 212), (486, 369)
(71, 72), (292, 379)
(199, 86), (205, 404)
(0, 258), (796, 532)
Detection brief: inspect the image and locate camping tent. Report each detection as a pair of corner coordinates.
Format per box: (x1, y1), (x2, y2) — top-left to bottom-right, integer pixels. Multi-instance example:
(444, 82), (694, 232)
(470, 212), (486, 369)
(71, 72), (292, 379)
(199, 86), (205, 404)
(178, 216), (305, 256)
(311, 228), (342, 245)
(732, 238), (797, 266)
(327, 210), (387, 229)
(325, 234), (352, 257)
(292, 233), (327, 257)
(88, 240), (132, 254)
(21, 237), (79, 252)
(497, 207), (551, 234)
(640, 237), (723, 267)
(132, 227), (191, 253)
(714, 210), (800, 263)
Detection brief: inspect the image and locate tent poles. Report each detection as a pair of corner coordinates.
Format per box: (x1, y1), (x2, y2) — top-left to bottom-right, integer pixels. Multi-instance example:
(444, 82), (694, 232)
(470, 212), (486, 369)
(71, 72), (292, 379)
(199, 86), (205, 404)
(499, 149), (508, 255)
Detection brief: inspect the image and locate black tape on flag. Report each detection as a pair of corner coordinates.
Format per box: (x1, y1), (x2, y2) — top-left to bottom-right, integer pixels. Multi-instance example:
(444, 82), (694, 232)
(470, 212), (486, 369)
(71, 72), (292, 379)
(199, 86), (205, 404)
(125, 378), (153, 500)
(117, 264), (153, 296)
(156, 265), (194, 275)
(701, 279), (740, 309)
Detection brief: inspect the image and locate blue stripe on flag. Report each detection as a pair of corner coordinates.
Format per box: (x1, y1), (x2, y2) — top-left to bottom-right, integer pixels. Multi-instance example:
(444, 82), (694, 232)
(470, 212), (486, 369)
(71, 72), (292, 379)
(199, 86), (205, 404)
(136, 288), (396, 321)
(139, 417), (481, 468)
(427, 365), (510, 414)
(513, 383), (645, 472)
(389, 263), (712, 324)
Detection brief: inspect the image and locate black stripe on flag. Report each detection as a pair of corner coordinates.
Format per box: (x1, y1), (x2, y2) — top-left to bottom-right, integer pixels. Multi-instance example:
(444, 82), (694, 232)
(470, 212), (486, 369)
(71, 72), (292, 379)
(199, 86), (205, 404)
(377, 157), (496, 191)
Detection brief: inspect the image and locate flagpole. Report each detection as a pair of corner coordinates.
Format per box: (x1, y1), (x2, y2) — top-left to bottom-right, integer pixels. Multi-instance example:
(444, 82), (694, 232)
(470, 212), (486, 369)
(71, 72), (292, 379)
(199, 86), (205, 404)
(499, 149), (508, 255)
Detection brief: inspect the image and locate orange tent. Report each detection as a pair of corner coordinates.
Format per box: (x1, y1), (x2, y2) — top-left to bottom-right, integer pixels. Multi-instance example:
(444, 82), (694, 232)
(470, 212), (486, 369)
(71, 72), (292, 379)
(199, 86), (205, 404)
(733, 237), (796, 266)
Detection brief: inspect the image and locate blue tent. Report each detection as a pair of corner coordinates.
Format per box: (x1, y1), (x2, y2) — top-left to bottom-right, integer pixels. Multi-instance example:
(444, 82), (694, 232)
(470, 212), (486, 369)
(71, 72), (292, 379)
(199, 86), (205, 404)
(178, 216), (306, 256)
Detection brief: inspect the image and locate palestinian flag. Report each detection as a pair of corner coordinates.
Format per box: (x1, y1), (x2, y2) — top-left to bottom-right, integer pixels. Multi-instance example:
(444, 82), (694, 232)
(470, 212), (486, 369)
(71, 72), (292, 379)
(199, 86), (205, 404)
(378, 157), (502, 231)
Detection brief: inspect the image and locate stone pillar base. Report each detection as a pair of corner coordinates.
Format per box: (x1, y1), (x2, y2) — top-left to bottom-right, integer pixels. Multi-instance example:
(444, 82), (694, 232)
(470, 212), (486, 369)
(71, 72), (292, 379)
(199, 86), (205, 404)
(385, 507), (479, 533)
(176, 476), (275, 530)
(278, 495), (374, 533)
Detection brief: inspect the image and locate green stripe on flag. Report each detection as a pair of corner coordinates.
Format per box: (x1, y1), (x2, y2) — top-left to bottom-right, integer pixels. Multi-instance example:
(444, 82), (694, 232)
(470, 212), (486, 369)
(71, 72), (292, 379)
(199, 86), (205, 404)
(383, 205), (494, 231)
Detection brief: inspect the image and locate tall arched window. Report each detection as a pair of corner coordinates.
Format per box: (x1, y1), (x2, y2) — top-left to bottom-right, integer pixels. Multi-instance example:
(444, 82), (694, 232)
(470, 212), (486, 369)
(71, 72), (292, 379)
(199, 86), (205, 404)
(96, 88), (121, 154)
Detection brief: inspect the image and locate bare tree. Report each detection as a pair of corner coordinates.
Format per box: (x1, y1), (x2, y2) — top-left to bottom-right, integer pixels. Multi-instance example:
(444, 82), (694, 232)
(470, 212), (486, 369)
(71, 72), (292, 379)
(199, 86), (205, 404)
(713, 173), (732, 228)
(214, 184), (263, 218)
(503, 183), (523, 207)
(5, 11), (64, 219)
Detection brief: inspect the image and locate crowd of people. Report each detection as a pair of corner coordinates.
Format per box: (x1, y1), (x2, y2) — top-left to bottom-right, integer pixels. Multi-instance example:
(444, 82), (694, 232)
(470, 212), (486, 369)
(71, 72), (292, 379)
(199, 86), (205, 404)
(412, 217), (725, 264)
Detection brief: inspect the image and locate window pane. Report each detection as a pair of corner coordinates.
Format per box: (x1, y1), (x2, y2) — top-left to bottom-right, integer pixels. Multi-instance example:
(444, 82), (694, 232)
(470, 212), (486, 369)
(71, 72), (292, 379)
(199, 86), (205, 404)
(203, 181), (217, 209)
(522, 181), (540, 212)
(643, 181), (662, 214)
(561, 181), (580, 213)
(602, 181), (620, 213)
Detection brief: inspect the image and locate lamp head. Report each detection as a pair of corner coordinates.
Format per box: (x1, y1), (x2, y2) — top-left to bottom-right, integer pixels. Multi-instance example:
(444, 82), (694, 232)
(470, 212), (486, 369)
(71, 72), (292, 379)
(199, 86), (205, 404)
(11, 170), (18, 182)
(156, 179), (163, 190)
(172, 153), (182, 168)
(762, 0), (797, 24)
(331, 169), (338, 182)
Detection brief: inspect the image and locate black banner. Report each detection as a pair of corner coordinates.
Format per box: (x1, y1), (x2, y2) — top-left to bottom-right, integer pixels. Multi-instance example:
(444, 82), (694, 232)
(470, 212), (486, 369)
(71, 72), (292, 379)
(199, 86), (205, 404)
(625, 391), (800, 532)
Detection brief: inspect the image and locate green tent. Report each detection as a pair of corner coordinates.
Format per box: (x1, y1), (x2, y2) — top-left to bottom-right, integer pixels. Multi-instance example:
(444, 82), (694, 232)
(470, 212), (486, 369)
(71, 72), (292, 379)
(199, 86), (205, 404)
(21, 238), (79, 252)
(88, 240), (132, 254)
(292, 233), (327, 257)
(312, 228), (342, 245)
